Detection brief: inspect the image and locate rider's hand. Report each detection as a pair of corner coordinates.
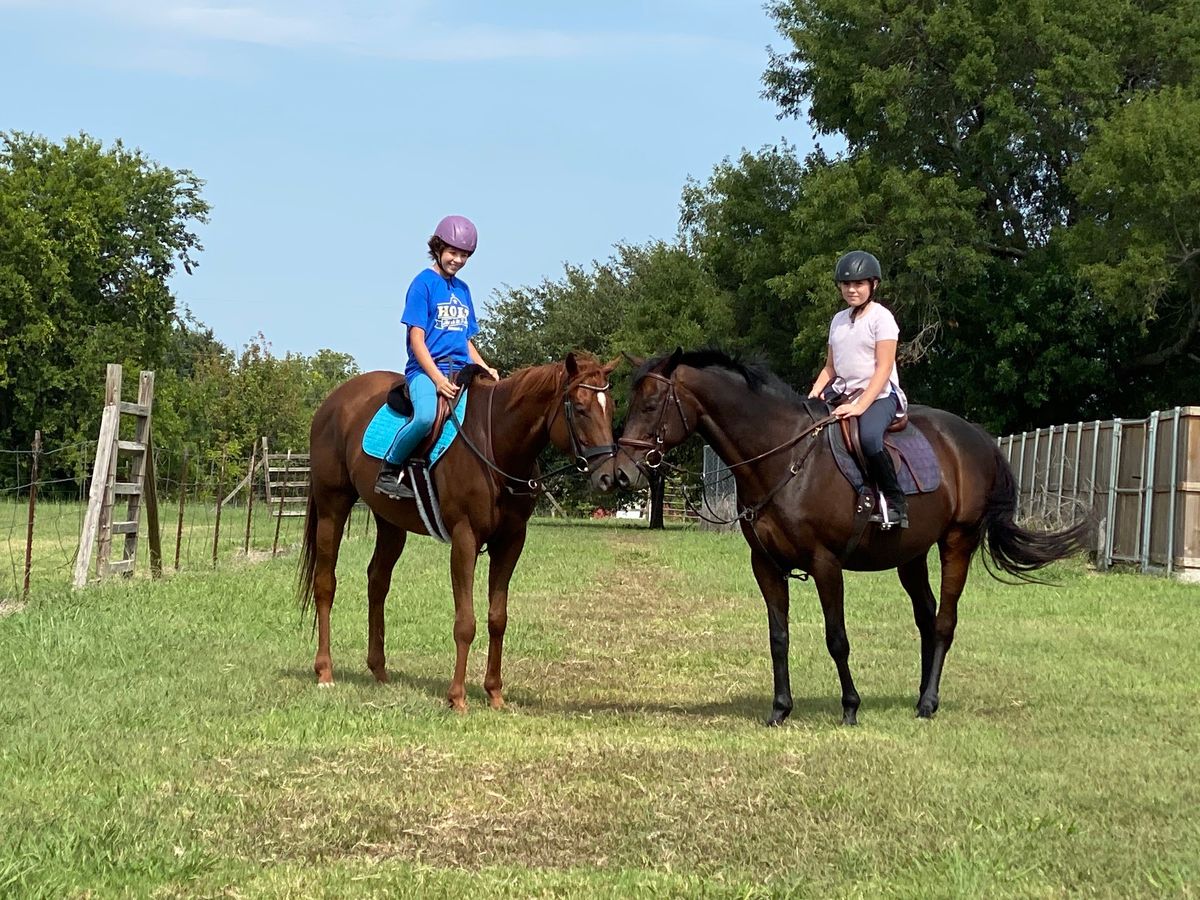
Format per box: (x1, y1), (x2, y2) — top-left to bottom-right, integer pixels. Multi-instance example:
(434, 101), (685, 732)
(484, 366), (500, 381)
(435, 375), (459, 399)
(833, 401), (863, 419)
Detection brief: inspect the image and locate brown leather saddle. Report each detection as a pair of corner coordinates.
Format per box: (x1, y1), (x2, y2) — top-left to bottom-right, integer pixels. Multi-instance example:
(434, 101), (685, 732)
(827, 387), (909, 473)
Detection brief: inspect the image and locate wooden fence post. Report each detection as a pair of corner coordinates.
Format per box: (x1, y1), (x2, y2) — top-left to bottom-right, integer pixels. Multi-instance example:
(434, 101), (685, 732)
(144, 433), (163, 578)
(212, 451), (226, 567)
(175, 447), (188, 571)
(22, 430), (41, 601)
(244, 442), (258, 554)
(272, 452), (288, 556)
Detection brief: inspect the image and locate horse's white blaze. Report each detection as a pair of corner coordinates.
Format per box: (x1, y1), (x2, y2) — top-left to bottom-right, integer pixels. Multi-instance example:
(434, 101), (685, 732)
(597, 392), (607, 413)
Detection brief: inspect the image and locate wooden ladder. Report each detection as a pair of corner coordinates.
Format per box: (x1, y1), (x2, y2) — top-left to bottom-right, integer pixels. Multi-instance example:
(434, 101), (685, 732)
(73, 365), (162, 586)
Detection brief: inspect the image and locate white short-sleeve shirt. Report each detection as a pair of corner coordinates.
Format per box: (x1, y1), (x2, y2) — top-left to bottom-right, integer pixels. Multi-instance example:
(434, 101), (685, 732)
(828, 302), (907, 412)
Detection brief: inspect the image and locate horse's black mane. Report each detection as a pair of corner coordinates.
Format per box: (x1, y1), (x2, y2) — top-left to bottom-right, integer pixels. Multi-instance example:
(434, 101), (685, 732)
(634, 349), (811, 409)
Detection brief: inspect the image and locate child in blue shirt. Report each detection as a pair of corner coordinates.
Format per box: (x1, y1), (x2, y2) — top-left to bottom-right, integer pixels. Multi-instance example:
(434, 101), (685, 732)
(376, 215), (498, 500)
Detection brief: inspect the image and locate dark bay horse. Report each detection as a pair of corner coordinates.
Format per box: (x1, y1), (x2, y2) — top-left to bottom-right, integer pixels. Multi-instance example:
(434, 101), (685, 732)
(299, 353), (618, 711)
(609, 349), (1090, 726)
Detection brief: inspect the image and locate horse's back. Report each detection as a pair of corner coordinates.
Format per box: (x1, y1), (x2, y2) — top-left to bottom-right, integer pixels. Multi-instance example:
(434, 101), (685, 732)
(905, 405), (999, 522)
(309, 371), (403, 486)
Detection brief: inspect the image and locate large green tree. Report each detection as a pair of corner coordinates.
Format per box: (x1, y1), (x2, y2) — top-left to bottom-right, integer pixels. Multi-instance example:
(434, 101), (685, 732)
(737, 0), (1200, 431)
(0, 132), (209, 461)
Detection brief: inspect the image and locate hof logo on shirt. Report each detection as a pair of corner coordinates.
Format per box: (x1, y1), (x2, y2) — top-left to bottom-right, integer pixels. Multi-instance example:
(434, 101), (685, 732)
(435, 293), (471, 332)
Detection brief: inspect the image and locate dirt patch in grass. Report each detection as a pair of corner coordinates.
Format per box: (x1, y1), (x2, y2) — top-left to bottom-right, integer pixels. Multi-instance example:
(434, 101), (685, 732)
(202, 738), (872, 877)
(0, 598), (27, 617)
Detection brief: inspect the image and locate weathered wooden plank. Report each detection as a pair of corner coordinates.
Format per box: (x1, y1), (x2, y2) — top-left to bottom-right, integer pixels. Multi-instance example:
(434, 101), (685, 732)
(119, 401), (151, 416)
(73, 402), (120, 588)
(113, 482), (141, 495)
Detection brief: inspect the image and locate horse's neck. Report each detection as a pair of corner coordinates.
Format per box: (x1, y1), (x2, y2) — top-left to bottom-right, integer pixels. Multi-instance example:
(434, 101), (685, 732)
(685, 369), (812, 470)
(475, 369), (558, 466)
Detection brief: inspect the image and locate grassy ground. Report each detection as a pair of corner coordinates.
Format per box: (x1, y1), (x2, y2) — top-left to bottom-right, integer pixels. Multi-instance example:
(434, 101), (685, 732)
(1, 521), (1197, 898)
(0, 497), (334, 601)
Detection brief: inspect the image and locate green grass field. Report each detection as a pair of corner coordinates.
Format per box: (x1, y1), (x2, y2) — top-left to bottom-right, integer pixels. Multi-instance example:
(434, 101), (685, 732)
(2, 521), (1198, 898)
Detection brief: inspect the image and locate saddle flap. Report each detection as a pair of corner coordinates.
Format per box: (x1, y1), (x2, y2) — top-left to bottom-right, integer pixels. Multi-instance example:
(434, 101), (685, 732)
(386, 381), (413, 417)
(414, 394), (457, 458)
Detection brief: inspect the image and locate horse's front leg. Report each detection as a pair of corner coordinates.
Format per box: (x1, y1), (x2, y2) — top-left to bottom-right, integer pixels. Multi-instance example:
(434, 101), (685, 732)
(447, 524), (481, 713)
(811, 554), (861, 725)
(750, 550), (792, 726)
(482, 526), (528, 710)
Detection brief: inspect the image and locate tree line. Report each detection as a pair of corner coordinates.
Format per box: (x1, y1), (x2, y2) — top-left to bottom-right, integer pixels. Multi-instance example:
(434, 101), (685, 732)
(0, 132), (356, 488)
(479, 0), (1200, 437)
(5, 0), (1198, 497)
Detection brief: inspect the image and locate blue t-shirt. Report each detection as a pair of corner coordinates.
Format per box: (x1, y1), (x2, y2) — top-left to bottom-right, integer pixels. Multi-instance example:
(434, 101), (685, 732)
(401, 267), (479, 380)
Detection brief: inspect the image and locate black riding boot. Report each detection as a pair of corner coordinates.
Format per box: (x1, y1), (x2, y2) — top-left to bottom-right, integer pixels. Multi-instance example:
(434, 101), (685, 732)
(866, 451), (908, 529)
(374, 460), (414, 500)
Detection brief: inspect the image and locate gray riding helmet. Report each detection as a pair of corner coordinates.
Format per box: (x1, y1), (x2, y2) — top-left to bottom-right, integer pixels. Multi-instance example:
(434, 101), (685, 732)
(834, 250), (882, 282)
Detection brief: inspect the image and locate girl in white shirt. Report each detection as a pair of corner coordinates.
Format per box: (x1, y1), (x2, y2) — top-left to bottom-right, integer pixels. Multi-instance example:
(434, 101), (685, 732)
(808, 251), (909, 528)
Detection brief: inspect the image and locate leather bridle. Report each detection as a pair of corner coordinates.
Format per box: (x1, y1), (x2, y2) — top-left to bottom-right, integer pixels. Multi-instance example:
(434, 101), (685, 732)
(616, 372), (690, 470)
(548, 378), (616, 473)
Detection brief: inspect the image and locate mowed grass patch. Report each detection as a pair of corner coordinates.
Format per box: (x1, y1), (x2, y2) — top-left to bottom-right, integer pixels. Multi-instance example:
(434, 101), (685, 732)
(1, 521), (1198, 897)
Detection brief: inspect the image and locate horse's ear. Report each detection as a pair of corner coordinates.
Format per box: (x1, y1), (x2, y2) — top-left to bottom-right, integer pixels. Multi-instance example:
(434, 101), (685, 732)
(664, 346), (684, 375)
(565, 352), (579, 379)
(603, 355), (622, 375)
(621, 351), (644, 369)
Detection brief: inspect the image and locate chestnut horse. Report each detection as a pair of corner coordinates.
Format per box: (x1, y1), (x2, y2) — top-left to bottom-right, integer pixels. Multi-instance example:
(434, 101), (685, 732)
(609, 350), (1090, 726)
(299, 353), (618, 711)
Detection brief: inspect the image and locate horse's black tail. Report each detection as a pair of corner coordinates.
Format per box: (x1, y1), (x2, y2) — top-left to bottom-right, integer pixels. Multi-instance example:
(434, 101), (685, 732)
(980, 444), (1093, 582)
(296, 487), (318, 626)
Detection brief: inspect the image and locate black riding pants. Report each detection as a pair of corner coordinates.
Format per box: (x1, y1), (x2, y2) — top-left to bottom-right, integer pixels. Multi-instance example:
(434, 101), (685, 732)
(857, 394), (900, 456)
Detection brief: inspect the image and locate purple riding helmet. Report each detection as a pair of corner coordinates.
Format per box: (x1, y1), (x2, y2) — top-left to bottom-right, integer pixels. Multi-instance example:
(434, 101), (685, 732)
(434, 215), (478, 254)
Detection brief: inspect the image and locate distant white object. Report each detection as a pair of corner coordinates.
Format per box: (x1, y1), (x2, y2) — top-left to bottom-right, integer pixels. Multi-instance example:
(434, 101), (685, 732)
(615, 493), (649, 519)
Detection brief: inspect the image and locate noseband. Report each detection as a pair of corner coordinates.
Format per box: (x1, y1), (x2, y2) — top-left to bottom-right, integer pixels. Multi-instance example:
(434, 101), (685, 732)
(617, 372), (690, 469)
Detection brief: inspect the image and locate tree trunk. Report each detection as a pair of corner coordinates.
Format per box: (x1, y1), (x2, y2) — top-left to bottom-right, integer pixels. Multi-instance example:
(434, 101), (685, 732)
(648, 471), (666, 530)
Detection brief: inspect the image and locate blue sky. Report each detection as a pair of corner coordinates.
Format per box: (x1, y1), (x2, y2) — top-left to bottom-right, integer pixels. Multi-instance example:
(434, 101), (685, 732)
(2, 1), (816, 372)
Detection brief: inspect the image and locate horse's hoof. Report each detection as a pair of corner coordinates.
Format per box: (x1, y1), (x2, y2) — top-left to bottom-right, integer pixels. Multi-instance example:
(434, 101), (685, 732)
(318, 681), (335, 689)
(842, 711), (859, 726)
(915, 700), (937, 718)
(764, 712), (788, 727)
(369, 669), (389, 684)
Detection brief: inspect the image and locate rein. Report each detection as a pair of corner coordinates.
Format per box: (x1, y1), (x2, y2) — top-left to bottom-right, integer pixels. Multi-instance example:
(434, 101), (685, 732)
(618, 370), (838, 579)
(618, 372), (837, 524)
(448, 375), (614, 496)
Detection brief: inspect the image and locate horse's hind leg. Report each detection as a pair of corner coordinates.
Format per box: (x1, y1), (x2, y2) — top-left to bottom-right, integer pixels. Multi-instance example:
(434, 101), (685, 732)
(312, 494), (354, 685)
(482, 526), (528, 710)
(366, 515), (407, 683)
(917, 527), (978, 717)
(897, 555), (938, 705)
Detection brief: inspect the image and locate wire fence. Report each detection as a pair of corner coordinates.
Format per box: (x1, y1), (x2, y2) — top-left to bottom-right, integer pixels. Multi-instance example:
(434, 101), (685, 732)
(0, 437), (376, 605)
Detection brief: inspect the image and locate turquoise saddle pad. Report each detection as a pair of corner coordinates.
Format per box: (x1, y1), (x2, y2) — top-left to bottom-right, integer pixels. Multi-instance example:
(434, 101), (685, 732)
(361, 389), (470, 466)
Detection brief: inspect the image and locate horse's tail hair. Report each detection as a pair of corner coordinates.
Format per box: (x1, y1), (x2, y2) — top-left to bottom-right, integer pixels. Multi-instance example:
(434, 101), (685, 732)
(296, 487), (318, 626)
(980, 444), (1093, 582)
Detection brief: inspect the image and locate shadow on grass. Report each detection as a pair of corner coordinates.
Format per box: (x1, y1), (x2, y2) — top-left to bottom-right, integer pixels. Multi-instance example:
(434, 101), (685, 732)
(382, 669), (921, 723)
(281, 666), (926, 723)
(514, 691), (921, 723)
